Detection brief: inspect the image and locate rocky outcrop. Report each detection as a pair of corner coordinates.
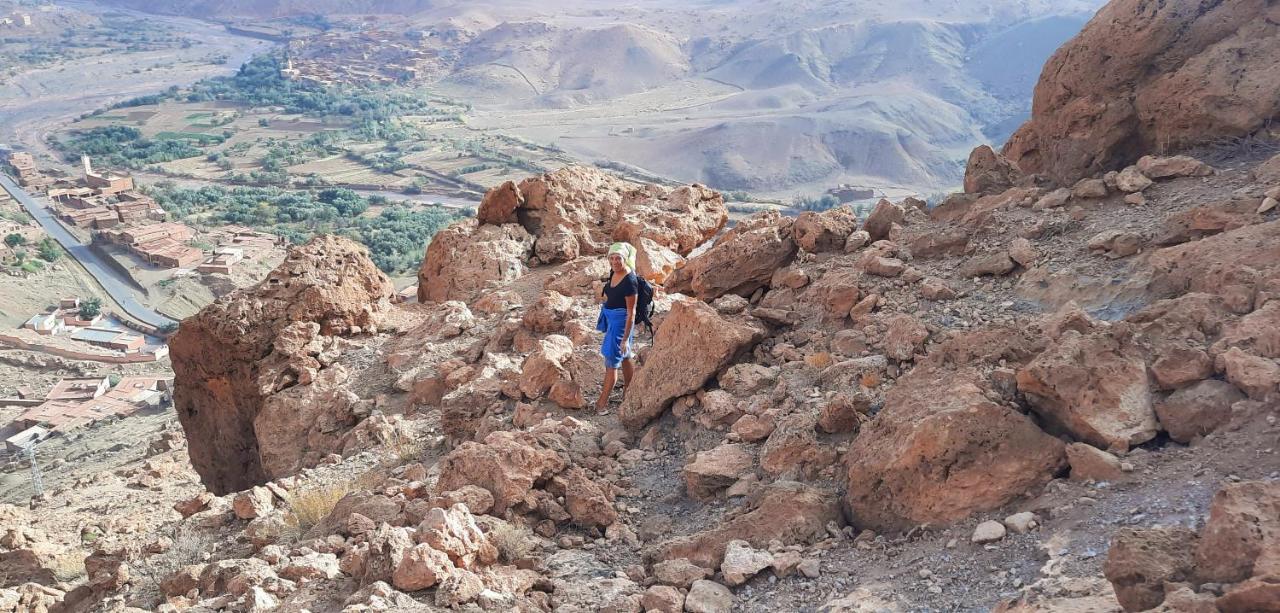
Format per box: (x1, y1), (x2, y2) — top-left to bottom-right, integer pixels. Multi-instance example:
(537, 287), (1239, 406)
(172, 236), (395, 494)
(844, 367), (1066, 532)
(666, 210), (797, 301)
(619, 299), (764, 429)
(473, 166), (726, 264)
(418, 220), (534, 303)
(1003, 0), (1280, 182)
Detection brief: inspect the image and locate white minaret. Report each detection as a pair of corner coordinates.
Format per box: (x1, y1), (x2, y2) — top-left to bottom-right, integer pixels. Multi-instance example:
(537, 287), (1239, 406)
(82, 155), (93, 176)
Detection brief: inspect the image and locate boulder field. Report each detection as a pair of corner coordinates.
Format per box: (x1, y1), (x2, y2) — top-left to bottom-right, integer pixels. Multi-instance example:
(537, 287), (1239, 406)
(23, 0), (1280, 607)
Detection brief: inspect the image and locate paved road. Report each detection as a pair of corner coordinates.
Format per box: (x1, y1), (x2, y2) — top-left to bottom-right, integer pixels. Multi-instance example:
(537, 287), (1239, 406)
(0, 173), (176, 328)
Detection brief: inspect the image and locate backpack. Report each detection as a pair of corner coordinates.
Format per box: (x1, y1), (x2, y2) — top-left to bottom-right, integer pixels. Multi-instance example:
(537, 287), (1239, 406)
(604, 272), (657, 336)
(634, 274), (656, 336)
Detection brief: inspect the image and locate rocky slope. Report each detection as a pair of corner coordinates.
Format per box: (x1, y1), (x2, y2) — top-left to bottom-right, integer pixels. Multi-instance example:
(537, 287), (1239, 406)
(5, 0), (1280, 610)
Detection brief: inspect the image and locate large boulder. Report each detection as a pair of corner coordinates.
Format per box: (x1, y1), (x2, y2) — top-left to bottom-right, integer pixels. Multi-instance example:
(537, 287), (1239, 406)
(476, 166), (726, 264)
(418, 221), (533, 304)
(666, 210), (798, 301)
(844, 368), (1066, 532)
(1003, 0), (1280, 182)
(1016, 329), (1158, 451)
(171, 236), (395, 494)
(963, 145), (1022, 195)
(618, 299), (764, 429)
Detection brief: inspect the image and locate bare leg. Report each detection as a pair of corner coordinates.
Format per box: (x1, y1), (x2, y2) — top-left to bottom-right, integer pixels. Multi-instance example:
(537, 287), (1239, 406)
(621, 358), (635, 392)
(597, 367), (618, 412)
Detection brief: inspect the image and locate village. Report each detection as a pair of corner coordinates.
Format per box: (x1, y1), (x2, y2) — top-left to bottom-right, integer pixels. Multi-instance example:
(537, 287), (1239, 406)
(1, 373), (172, 455)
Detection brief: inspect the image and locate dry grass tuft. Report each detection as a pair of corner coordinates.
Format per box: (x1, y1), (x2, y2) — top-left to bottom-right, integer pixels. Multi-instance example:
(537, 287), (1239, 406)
(488, 521), (536, 563)
(389, 429), (423, 463)
(283, 470), (383, 537)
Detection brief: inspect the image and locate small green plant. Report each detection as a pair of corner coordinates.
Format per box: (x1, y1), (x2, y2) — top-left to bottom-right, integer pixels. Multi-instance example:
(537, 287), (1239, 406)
(3, 233), (24, 247)
(36, 237), (61, 262)
(80, 297), (103, 318)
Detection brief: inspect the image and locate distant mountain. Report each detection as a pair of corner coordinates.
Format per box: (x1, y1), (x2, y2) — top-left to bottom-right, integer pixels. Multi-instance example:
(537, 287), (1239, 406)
(95, 0), (436, 18)
(98, 0), (1108, 195)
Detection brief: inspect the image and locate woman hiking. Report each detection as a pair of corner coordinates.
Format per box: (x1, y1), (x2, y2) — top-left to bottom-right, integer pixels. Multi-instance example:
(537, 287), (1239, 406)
(595, 242), (639, 413)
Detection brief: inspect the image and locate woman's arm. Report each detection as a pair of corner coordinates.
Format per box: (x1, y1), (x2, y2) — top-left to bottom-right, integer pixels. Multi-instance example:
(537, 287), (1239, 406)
(623, 294), (636, 339)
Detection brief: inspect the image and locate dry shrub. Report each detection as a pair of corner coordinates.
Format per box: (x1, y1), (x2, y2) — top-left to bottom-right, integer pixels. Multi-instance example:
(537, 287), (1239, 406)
(389, 429), (423, 463)
(283, 470), (383, 536)
(284, 482), (356, 535)
(134, 527), (219, 602)
(488, 521), (536, 563)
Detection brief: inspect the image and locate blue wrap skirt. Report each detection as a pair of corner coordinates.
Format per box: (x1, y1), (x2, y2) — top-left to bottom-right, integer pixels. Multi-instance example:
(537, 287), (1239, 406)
(596, 306), (633, 369)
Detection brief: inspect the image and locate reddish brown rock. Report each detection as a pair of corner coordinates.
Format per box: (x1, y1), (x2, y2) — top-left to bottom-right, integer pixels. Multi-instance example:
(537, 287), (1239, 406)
(731, 414), (776, 442)
(958, 251), (1016, 277)
(518, 335), (582, 408)
(818, 393), (870, 434)
(475, 180), (521, 224)
(419, 220), (533, 303)
(1072, 178), (1109, 199)
(1017, 330), (1158, 451)
(919, 277), (957, 301)
(1213, 300), (1280, 359)
(666, 211), (797, 301)
(759, 412), (834, 479)
(171, 236), (395, 494)
(1087, 230), (1143, 258)
(619, 299), (763, 429)
(1215, 347), (1280, 400)
(1103, 527), (1198, 612)
(1003, 0), (1280, 182)
(863, 199), (904, 241)
(1149, 343), (1213, 391)
(435, 429), (568, 515)
(493, 166), (725, 264)
(860, 254), (906, 278)
(522, 291), (574, 333)
(883, 314), (929, 361)
(964, 145), (1021, 195)
(652, 481), (841, 569)
(634, 237), (684, 285)
(1194, 481), (1280, 585)
(844, 368), (1066, 532)
(552, 467), (618, 528)
(793, 207), (857, 253)
(1155, 198), (1263, 246)
(1136, 155), (1214, 180)
(1065, 442), (1125, 482)
(683, 444), (755, 501)
(1008, 238), (1038, 268)
(1154, 380), (1246, 444)
(392, 543), (452, 591)
(905, 227), (969, 259)
(1148, 221), (1280, 314)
